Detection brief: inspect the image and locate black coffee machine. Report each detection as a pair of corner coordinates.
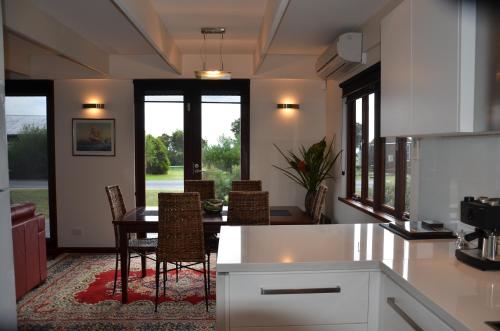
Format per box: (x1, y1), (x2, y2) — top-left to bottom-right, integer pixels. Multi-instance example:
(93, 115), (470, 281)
(455, 196), (500, 270)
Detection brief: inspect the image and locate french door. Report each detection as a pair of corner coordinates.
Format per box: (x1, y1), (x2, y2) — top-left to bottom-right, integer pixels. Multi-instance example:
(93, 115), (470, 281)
(5, 80), (57, 252)
(134, 79), (250, 207)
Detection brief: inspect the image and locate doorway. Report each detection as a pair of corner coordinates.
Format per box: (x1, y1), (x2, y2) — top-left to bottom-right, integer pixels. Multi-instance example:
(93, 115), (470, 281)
(5, 80), (57, 252)
(134, 79), (250, 207)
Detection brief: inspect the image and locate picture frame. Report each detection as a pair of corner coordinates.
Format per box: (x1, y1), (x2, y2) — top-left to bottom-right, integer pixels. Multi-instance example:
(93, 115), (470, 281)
(72, 118), (115, 156)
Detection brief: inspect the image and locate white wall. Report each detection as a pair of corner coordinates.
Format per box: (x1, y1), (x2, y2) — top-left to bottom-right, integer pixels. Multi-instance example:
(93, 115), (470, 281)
(54, 78), (326, 247)
(250, 79), (326, 209)
(54, 80), (135, 247)
(417, 135), (500, 222)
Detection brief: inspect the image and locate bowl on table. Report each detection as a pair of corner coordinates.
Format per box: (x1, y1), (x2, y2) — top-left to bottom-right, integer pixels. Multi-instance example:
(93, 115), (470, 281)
(203, 199), (224, 214)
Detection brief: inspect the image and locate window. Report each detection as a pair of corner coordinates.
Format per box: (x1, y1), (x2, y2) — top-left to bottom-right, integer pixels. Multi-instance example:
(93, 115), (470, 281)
(341, 64), (412, 220)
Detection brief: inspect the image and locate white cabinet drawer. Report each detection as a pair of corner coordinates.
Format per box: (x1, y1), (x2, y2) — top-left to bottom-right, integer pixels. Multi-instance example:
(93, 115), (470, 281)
(232, 324), (367, 331)
(380, 275), (453, 331)
(229, 271), (369, 328)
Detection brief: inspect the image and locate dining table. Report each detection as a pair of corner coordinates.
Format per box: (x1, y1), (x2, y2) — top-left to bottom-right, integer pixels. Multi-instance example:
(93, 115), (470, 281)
(113, 205), (314, 303)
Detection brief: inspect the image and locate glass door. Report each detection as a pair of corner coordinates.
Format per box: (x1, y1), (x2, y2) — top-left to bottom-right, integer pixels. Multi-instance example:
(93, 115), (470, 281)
(144, 95), (185, 207)
(5, 80), (57, 251)
(134, 79), (250, 208)
(201, 95), (241, 203)
(6, 96), (50, 230)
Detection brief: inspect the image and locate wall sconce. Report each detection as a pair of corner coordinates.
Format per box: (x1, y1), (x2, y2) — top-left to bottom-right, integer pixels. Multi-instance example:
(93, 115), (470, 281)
(276, 103), (300, 110)
(82, 103), (105, 109)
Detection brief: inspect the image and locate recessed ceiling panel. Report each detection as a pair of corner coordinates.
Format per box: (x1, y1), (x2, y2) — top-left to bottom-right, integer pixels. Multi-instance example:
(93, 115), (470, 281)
(32, 0), (155, 55)
(152, 0), (268, 54)
(269, 0), (392, 55)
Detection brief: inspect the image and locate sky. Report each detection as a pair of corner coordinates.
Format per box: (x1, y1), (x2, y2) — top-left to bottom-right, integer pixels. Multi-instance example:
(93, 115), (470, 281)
(145, 99), (240, 146)
(5, 96), (47, 116)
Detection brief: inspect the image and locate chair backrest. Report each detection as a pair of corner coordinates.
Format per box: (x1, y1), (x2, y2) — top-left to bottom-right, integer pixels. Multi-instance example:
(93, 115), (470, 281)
(105, 185), (127, 248)
(105, 185), (126, 221)
(311, 184), (328, 224)
(157, 192), (205, 263)
(228, 191), (270, 225)
(184, 180), (215, 201)
(231, 180), (262, 192)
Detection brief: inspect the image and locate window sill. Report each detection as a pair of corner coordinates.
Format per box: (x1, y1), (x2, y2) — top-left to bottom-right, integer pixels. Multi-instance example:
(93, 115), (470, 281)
(338, 197), (399, 223)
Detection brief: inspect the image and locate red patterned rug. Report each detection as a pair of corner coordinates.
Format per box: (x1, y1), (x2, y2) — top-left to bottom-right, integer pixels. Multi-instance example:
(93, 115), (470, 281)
(17, 254), (216, 330)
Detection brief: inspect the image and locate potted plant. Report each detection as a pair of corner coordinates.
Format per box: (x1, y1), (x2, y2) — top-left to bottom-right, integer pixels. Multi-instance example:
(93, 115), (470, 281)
(273, 138), (342, 215)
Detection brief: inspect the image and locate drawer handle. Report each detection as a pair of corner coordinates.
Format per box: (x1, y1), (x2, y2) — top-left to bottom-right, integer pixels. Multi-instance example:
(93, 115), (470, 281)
(260, 287), (341, 295)
(387, 297), (424, 331)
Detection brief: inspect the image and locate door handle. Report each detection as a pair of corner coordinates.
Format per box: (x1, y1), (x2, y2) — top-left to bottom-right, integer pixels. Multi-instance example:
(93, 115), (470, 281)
(386, 297), (424, 331)
(260, 287), (341, 295)
(192, 163), (202, 174)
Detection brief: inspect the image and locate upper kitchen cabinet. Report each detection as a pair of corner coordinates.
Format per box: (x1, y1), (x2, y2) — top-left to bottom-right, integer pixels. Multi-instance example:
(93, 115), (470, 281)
(381, 0), (495, 137)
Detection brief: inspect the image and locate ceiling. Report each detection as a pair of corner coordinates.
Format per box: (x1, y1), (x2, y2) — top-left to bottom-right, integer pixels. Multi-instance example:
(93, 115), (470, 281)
(32, 0), (154, 54)
(152, 0), (268, 54)
(269, 0), (392, 55)
(7, 0), (395, 77)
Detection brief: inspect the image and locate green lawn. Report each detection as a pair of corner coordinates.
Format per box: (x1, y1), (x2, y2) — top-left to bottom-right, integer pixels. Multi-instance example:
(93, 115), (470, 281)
(146, 166), (184, 181)
(10, 189), (49, 217)
(146, 189), (183, 207)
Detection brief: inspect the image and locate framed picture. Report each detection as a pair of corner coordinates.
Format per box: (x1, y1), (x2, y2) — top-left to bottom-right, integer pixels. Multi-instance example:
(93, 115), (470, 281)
(72, 118), (115, 156)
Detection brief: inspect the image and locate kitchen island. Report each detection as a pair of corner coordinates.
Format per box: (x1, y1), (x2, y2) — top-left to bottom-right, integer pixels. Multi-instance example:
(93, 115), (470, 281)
(216, 224), (500, 331)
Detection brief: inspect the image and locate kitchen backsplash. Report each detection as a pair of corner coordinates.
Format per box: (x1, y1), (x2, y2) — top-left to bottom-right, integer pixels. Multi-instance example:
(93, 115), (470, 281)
(417, 134), (500, 223)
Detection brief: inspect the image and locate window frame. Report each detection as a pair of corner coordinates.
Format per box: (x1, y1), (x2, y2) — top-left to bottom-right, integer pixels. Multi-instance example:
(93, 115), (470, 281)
(341, 63), (410, 220)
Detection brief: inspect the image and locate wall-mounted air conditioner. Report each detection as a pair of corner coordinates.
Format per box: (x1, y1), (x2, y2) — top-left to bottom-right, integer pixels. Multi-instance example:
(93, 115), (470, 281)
(315, 32), (365, 80)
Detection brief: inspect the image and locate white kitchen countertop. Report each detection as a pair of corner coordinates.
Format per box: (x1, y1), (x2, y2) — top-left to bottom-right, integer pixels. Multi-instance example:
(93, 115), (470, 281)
(216, 224), (500, 331)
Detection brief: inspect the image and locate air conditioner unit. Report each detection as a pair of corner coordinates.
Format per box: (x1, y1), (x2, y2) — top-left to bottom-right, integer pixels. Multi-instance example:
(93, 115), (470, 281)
(315, 32), (365, 80)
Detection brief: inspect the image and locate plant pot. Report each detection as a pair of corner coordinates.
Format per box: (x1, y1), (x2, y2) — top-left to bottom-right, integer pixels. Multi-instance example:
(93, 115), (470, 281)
(304, 190), (316, 216)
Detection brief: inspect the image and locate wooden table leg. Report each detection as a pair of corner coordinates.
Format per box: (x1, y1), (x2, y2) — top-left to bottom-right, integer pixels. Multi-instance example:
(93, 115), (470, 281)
(141, 255), (146, 277)
(119, 226), (129, 304)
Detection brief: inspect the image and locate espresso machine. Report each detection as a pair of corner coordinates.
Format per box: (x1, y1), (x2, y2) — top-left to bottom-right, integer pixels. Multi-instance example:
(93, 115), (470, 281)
(455, 196), (500, 270)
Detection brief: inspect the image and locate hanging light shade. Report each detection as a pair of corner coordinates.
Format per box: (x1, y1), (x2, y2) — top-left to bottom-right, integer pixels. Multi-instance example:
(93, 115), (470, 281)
(195, 27), (231, 80)
(195, 70), (231, 80)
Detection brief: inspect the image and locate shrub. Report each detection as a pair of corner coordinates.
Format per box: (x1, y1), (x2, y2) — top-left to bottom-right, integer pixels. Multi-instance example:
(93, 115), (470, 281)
(8, 125), (48, 180)
(145, 135), (170, 174)
(203, 164), (240, 203)
(203, 135), (240, 172)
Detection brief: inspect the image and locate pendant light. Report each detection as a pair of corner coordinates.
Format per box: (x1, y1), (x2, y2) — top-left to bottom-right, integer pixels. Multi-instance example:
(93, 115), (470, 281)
(195, 27), (231, 80)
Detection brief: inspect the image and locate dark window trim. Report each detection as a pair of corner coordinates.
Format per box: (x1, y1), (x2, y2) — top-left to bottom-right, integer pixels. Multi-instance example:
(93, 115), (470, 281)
(133, 79), (250, 207)
(5, 80), (58, 253)
(341, 63), (409, 221)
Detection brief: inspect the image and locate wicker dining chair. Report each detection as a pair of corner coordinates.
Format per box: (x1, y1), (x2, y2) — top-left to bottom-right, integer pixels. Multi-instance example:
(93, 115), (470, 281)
(184, 179), (217, 278)
(184, 180), (215, 201)
(311, 184), (328, 224)
(227, 191), (270, 225)
(231, 180), (262, 192)
(155, 192), (209, 312)
(105, 185), (157, 295)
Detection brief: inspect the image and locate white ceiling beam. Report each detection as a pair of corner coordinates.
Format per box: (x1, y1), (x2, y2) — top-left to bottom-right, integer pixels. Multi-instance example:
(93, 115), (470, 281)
(3, 0), (109, 75)
(253, 0), (290, 74)
(111, 0), (182, 74)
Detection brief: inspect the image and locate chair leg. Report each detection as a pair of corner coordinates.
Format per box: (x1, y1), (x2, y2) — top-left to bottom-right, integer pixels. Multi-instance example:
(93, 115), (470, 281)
(176, 262), (179, 282)
(112, 252), (119, 295)
(207, 253), (211, 295)
(128, 253), (132, 277)
(155, 261), (160, 312)
(203, 261), (209, 312)
(163, 262), (167, 297)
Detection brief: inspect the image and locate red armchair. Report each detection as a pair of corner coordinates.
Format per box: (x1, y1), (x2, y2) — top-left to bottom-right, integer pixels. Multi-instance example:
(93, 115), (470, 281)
(11, 203), (47, 300)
